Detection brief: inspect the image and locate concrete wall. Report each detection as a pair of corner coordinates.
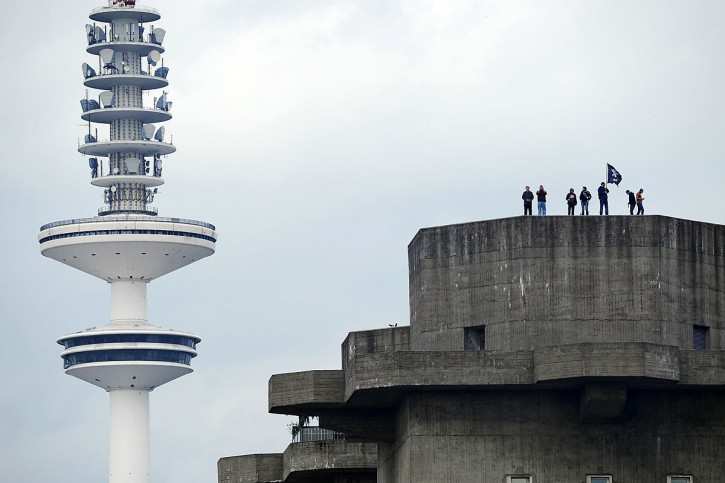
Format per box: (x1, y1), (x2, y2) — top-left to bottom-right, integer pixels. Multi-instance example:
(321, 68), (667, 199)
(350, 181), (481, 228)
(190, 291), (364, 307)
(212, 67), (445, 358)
(377, 390), (725, 483)
(217, 454), (283, 483)
(408, 216), (725, 351)
(283, 440), (377, 482)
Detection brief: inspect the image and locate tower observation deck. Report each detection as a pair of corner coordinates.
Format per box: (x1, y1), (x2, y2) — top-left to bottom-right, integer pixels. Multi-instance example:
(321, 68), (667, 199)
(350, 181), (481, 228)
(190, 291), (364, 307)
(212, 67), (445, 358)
(38, 2), (216, 482)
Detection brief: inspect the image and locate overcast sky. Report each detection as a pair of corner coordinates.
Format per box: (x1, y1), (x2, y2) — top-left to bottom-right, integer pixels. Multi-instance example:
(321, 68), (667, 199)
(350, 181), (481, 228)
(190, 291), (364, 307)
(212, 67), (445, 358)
(2, 1), (725, 482)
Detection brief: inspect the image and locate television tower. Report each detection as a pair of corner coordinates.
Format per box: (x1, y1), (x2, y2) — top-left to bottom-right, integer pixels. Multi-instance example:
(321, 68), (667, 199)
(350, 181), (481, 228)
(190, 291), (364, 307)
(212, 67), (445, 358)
(38, 1), (216, 482)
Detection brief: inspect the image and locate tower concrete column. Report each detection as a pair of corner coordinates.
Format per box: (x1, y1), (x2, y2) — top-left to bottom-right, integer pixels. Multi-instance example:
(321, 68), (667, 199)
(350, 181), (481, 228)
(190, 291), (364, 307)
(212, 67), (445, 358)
(109, 389), (151, 483)
(110, 280), (148, 325)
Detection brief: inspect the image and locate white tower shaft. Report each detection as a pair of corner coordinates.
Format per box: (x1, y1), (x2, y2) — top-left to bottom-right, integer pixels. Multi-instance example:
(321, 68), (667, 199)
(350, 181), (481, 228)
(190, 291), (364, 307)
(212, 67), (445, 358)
(110, 280), (148, 325)
(110, 389), (151, 483)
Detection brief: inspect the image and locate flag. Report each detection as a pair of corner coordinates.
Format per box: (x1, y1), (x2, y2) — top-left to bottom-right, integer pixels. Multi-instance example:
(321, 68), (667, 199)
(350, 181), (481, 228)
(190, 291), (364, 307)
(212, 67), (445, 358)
(607, 164), (622, 185)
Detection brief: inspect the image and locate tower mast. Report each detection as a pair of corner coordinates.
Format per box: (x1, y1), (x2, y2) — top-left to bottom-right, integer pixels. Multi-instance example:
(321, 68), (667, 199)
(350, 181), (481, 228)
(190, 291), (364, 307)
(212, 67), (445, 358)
(38, 2), (217, 482)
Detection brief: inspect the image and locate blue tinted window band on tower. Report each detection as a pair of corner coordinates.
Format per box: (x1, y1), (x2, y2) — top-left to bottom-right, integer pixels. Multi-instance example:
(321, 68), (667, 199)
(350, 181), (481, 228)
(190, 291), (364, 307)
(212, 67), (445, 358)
(63, 349), (193, 369)
(63, 333), (197, 349)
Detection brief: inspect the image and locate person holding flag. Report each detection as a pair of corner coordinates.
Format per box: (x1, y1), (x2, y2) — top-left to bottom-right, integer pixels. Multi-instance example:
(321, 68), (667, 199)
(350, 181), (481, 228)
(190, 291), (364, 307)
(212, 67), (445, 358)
(598, 182), (609, 215)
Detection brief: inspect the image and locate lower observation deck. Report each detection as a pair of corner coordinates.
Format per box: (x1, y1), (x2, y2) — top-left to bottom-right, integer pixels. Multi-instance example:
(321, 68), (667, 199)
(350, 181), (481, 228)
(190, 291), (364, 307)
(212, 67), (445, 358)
(58, 325), (200, 391)
(39, 215), (216, 281)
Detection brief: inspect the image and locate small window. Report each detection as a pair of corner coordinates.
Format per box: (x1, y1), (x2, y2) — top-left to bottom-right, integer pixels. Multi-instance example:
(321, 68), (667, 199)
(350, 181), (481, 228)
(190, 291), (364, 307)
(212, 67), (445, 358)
(693, 325), (708, 350)
(587, 477), (612, 483)
(506, 477), (532, 483)
(668, 477), (692, 483)
(464, 325), (485, 350)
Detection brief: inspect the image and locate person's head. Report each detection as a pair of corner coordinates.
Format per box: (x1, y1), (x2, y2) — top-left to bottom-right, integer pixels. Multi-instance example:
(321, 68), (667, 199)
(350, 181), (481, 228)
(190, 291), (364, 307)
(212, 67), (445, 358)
(525, 186), (530, 191)
(570, 188), (574, 193)
(639, 189), (643, 193)
(601, 182), (606, 187)
(626, 190), (630, 194)
(582, 186), (587, 190)
(540, 185), (544, 189)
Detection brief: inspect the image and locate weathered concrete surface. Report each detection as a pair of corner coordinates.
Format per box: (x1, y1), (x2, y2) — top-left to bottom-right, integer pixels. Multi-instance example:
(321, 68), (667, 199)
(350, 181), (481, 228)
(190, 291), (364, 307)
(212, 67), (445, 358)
(283, 440), (377, 483)
(579, 382), (627, 422)
(378, 391), (725, 482)
(218, 441), (377, 483)
(269, 370), (345, 413)
(533, 342), (680, 382)
(263, 216), (725, 482)
(408, 216), (725, 351)
(217, 454), (283, 483)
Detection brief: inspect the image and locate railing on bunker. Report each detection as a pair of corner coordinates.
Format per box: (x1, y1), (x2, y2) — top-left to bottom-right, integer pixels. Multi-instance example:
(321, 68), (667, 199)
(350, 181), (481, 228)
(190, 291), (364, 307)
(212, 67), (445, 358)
(292, 426), (347, 443)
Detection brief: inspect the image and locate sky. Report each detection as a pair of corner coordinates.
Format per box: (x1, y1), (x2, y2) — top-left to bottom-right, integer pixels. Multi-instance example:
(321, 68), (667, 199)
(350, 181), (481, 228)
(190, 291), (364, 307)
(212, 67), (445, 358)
(2, 0), (725, 481)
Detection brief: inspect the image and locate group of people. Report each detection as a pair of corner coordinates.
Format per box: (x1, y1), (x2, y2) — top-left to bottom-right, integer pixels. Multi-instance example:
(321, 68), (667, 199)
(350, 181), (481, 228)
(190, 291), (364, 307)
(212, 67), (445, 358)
(522, 184), (645, 216)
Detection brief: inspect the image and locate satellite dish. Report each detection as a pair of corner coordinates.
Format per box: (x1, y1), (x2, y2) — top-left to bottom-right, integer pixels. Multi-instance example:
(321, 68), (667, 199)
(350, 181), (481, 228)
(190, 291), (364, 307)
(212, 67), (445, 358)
(99, 48), (115, 66)
(141, 124), (156, 140)
(153, 66), (169, 79)
(99, 91), (114, 108)
(151, 28), (166, 45)
(147, 50), (161, 66)
(82, 63), (96, 79)
(86, 24), (95, 44)
(113, 167), (120, 175)
(154, 126), (165, 142)
(110, 185), (117, 192)
(123, 64), (130, 73)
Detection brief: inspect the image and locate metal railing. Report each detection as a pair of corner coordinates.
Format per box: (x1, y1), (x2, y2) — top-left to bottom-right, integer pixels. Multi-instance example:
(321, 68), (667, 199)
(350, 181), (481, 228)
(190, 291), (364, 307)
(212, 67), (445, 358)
(292, 426), (347, 444)
(40, 215), (215, 232)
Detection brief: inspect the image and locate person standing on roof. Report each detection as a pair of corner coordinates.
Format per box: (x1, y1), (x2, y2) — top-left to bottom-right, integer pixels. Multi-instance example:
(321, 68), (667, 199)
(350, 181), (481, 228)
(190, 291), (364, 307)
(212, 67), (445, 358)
(636, 189), (645, 215)
(598, 182), (609, 215)
(579, 186), (591, 215)
(522, 186), (534, 216)
(536, 185), (547, 215)
(566, 189), (577, 216)
(626, 190), (636, 215)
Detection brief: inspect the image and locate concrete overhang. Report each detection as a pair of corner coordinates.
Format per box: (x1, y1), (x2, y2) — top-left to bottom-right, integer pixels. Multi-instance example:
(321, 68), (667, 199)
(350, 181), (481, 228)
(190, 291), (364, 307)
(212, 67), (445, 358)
(282, 440), (377, 482)
(270, 342), (725, 419)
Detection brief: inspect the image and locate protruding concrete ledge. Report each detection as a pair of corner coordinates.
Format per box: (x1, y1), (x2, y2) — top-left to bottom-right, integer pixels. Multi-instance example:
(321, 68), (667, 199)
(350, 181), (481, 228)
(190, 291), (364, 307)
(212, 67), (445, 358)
(269, 370), (345, 413)
(345, 350), (534, 400)
(217, 454), (283, 483)
(534, 343), (680, 383)
(283, 440), (377, 482)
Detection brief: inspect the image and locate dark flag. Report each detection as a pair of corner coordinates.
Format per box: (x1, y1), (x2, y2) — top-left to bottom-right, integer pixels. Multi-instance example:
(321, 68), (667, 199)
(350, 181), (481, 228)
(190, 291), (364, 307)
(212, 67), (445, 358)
(607, 164), (622, 185)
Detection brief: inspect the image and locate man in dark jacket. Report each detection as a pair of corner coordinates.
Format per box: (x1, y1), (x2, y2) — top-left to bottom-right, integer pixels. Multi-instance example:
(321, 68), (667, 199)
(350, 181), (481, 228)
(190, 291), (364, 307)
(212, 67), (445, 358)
(566, 189), (577, 215)
(626, 190), (636, 215)
(598, 182), (609, 215)
(522, 186), (534, 215)
(579, 186), (591, 215)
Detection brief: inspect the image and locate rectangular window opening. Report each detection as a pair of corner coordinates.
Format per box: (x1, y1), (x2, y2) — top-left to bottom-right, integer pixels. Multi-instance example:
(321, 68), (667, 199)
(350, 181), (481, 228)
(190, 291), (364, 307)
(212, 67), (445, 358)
(506, 477), (532, 483)
(587, 477), (612, 483)
(668, 477), (692, 483)
(693, 325), (708, 350)
(464, 325), (485, 351)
